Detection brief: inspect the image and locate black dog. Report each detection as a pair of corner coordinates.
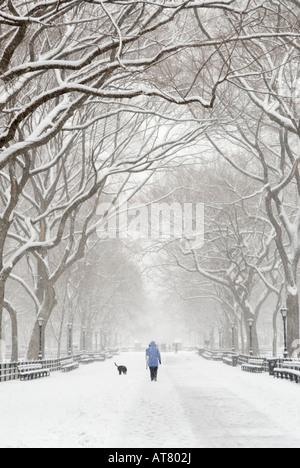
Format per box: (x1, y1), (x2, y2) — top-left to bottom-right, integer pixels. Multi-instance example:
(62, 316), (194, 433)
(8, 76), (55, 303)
(115, 363), (127, 375)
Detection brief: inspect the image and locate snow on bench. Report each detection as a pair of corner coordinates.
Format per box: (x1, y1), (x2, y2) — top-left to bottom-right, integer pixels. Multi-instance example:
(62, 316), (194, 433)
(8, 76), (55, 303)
(104, 352), (113, 360)
(61, 359), (79, 373)
(203, 351), (224, 361)
(80, 355), (95, 364)
(223, 354), (238, 367)
(202, 351), (213, 360)
(0, 363), (18, 382)
(274, 362), (300, 384)
(241, 359), (265, 374)
(212, 353), (224, 362)
(18, 364), (50, 381)
(93, 354), (106, 362)
(223, 356), (234, 365)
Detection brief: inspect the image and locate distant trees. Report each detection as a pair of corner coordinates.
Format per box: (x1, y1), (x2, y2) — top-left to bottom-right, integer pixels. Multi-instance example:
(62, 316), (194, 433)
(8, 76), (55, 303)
(52, 240), (147, 355)
(140, 164), (282, 355)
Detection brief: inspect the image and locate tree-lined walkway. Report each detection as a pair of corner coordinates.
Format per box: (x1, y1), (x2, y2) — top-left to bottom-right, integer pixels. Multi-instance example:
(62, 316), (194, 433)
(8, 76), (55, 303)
(1, 352), (300, 448)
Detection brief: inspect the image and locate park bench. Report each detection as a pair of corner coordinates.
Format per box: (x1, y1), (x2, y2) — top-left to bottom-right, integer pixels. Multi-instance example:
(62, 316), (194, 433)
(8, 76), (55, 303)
(212, 353), (224, 362)
(197, 348), (205, 357)
(241, 359), (265, 373)
(223, 356), (233, 365)
(104, 352), (113, 360)
(0, 363), (18, 382)
(93, 354), (106, 362)
(18, 363), (50, 381)
(274, 362), (300, 384)
(223, 354), (239, 367)
(61, 359), (79, 373)
(80, 355), (94, 364)
(202, 351), (213, 360)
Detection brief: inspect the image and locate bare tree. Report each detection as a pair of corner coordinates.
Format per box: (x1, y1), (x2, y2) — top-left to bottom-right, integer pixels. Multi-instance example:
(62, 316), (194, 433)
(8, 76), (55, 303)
(1, 0), (245, 357)
(208, 102), (300, 355)
(1, 0), (300, 359)
(186, 1), (300, 354)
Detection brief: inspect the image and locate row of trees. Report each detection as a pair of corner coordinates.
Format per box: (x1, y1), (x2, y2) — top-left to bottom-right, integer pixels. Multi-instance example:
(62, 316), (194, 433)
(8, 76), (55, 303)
(140, 1), (300, 356)
(0, 0), (300, 358)
(0, 0), (214, 358)
(203, 0), (300, 355)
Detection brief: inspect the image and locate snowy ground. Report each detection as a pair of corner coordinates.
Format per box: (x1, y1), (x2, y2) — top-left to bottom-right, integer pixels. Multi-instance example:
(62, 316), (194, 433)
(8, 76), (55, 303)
(1, 351), (300, 448)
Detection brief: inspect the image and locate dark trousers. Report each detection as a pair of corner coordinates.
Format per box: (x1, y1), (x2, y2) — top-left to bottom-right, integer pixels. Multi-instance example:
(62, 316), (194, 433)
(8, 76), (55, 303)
(150, 367), (158, 381)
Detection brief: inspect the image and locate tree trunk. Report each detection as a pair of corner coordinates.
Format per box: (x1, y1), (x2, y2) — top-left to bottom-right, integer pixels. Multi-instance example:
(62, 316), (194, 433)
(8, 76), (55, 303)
(272, 309), (278, 358)
(251, 321), (260, 356)
(239, 317), (245, 354)
(286, 290), (300, 357)
(27, 280), (57, 360)
(4, 301), (18, 362)
(57, 316), (64, 358)
(0, 281), (4, 342)
(27, 321), (42, 361)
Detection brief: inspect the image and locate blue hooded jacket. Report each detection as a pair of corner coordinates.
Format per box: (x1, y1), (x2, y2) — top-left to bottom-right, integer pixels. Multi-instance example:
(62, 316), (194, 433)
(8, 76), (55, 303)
(146, 341), (161, 367)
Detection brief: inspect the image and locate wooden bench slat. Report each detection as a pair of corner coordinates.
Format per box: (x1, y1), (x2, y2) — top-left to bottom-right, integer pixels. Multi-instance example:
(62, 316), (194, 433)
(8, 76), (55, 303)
(18, 364), (50, 381)
(241, 358), (265, 374)
(61, 360), (79, 373)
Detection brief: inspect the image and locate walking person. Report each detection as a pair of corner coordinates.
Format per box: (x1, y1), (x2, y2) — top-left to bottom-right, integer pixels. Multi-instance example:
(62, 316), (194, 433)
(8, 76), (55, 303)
(146, 341), (162, 382)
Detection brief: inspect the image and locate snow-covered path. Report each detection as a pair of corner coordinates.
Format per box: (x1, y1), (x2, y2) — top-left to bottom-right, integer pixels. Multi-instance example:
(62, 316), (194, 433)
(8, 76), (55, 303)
(1, 352), (300, 448)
